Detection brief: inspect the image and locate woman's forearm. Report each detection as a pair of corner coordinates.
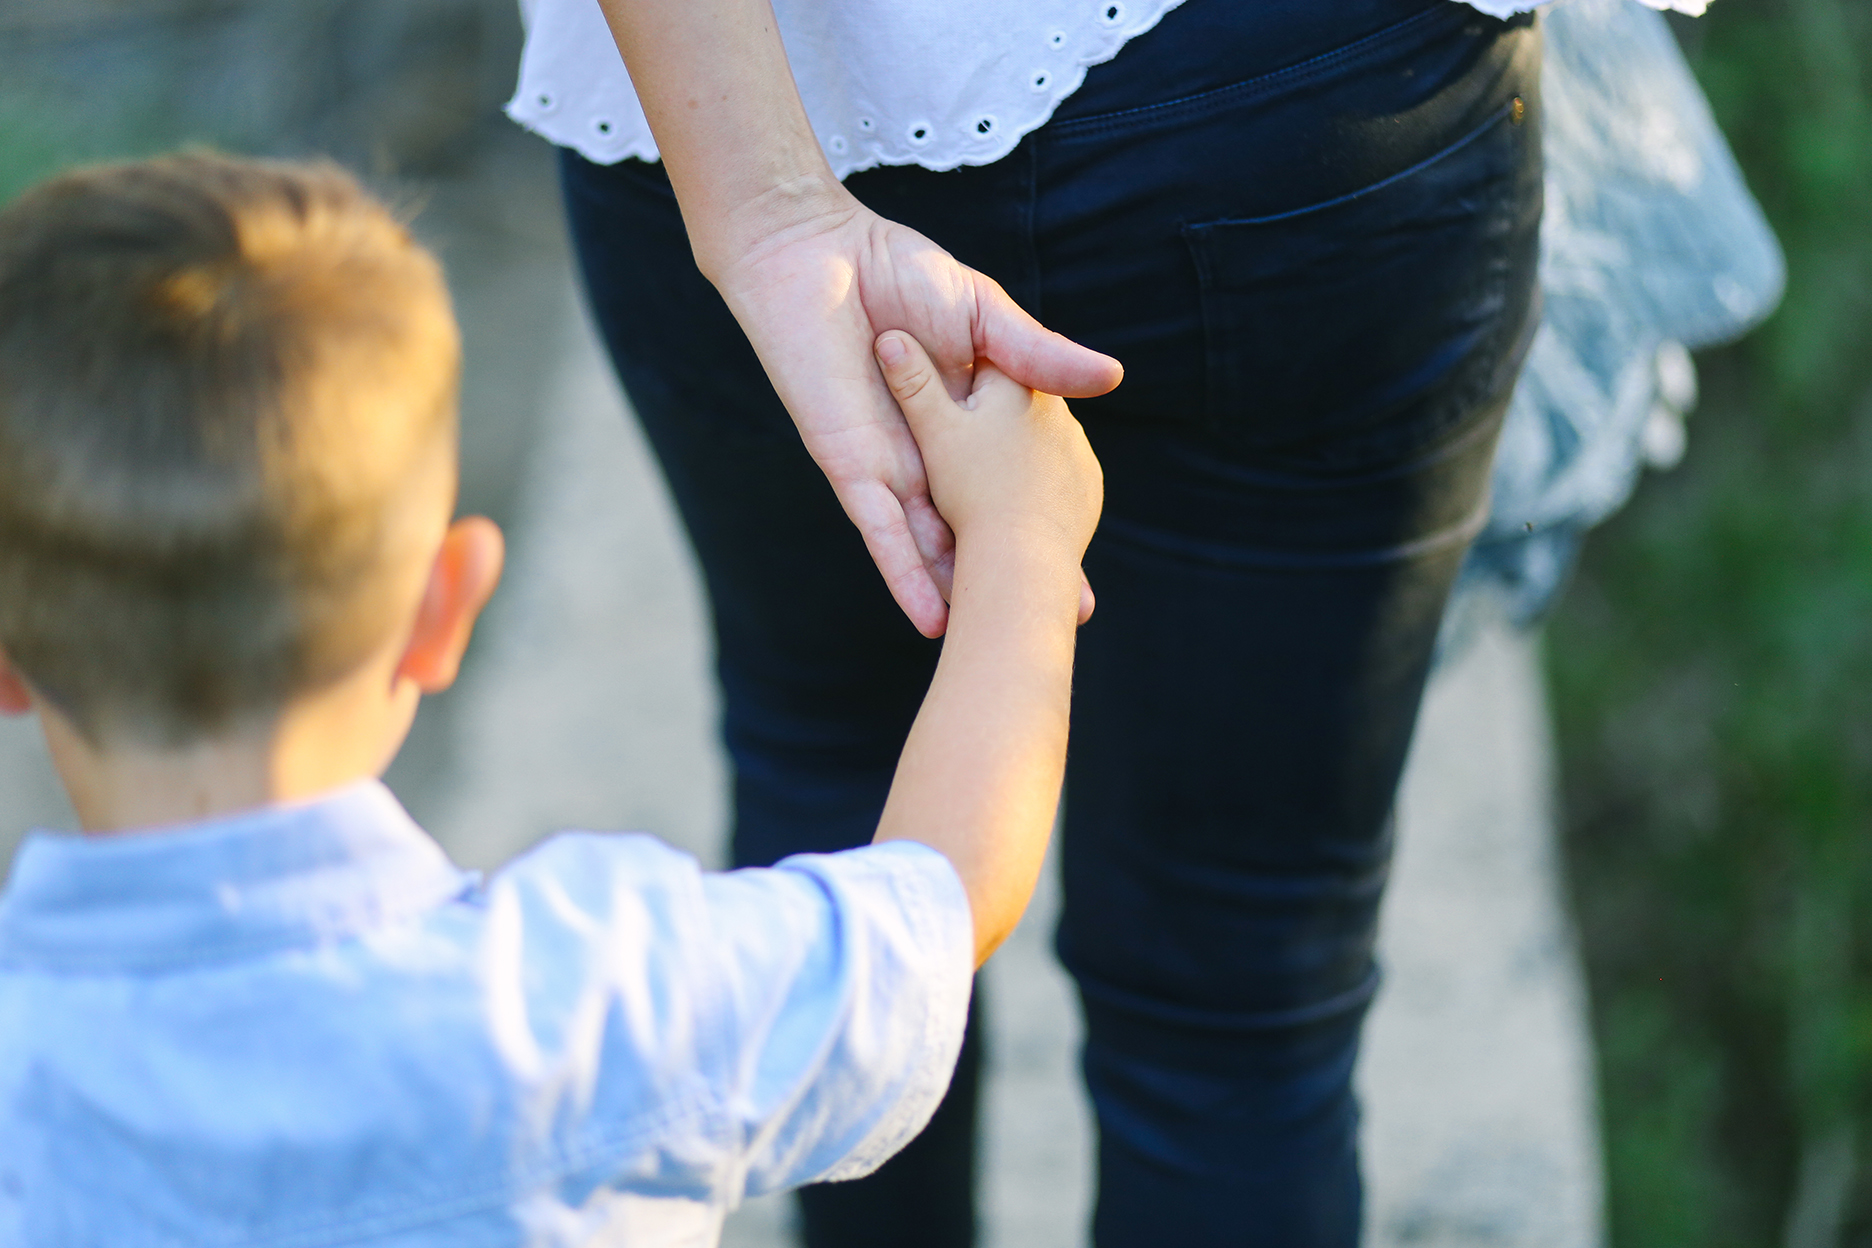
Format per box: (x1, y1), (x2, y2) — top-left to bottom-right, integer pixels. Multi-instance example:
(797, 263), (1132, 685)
(594, 0), (853, 280)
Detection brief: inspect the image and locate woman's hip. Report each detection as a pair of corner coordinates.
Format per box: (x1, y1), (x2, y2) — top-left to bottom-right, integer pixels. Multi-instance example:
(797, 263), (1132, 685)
(1029, 3), (1543, 465)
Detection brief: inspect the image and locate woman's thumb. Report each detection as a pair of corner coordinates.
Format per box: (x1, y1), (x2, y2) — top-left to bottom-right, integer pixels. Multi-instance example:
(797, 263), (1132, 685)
(976, 280), (1123, 399)
(875, 331), (954, 434)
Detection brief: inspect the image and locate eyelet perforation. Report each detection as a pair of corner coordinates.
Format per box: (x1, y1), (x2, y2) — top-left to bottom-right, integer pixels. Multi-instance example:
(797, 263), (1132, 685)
(511, 1), (1188, 173)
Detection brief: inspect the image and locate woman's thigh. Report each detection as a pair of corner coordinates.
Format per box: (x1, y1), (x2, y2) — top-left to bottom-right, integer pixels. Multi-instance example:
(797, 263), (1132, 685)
(1021, 7), (1543, 1244)
(1033, 0), (1541, 1004)
(1036, 0), (1543, 1007)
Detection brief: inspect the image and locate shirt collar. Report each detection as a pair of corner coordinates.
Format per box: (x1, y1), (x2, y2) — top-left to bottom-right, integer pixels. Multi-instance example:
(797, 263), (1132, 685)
(0, 780), (476, 974)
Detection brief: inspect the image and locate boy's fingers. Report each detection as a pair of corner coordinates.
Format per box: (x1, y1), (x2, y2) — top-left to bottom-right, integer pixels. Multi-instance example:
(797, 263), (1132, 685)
(876, 332), (955, 435)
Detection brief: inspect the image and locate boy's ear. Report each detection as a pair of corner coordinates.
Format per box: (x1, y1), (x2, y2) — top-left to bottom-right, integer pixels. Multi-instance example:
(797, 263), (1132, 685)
(396, 516), (505, 695)
(0, 646), (34, 717)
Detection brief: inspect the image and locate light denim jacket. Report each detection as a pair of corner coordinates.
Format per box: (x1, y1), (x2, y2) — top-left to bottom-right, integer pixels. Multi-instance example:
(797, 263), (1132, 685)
(0, 782), (972, 1247)
(1442, 0), (1784, 657)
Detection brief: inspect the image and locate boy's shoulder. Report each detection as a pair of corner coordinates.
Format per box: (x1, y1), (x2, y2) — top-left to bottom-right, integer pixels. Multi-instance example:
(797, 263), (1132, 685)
(0, 789), (972, 1246)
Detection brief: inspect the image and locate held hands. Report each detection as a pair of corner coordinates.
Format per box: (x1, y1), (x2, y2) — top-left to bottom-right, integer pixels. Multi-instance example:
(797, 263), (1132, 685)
(709, 196), (1120, 638)
(874, 331), (1102, 621)
(870, 330), (1100, 963)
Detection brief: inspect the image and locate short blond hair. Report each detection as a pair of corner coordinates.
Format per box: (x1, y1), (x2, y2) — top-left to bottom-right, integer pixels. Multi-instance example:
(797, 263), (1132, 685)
(0, 153), (459, 745)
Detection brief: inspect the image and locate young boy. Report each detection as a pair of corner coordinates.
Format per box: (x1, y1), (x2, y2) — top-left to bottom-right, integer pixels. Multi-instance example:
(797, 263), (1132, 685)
(0, 154), (1101, 1245)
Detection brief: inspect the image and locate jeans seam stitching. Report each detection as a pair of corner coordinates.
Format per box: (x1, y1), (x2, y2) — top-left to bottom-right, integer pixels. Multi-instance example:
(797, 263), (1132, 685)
(1043, 4), (1463, 140)
(1185, 99), (1515, 229)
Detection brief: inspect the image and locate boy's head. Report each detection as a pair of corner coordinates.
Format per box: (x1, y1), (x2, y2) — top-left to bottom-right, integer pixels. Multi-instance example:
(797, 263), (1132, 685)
(0, 153), (464, 752)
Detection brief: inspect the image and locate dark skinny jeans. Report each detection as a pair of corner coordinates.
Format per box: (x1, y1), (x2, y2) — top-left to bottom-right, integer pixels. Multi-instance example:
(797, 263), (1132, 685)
(560, 3), (1542, 1242)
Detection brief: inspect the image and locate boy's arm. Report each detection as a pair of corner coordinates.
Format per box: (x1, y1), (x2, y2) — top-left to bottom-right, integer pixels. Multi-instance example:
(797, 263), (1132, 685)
(869, 332), (1103, 966)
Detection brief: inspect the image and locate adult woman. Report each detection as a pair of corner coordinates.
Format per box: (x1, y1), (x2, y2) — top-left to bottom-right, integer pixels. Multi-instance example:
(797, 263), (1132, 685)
(509, 3), (1599, 1244)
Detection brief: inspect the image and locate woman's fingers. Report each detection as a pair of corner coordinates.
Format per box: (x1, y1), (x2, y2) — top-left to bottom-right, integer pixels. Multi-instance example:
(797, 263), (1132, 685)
(972, 273), (1124, 399)
(902, 488), (958, 606)
(838, 473), (952, 638)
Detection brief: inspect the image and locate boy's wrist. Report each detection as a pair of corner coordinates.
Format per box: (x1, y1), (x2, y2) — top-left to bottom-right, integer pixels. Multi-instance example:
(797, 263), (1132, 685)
(948, 533), (1084, 628)
(952, 514), (1091, 579)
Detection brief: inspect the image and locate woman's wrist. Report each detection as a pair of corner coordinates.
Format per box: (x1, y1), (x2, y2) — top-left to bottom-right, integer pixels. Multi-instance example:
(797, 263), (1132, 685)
(691, 167), (860, 287)
(594, 0), (858, 285)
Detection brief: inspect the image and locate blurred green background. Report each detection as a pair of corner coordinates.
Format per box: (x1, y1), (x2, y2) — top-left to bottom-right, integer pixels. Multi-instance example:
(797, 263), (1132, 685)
(2, 0), (1870, 1243)
(0, 0), (519, 201)
(1551, 0), (1872, 1244)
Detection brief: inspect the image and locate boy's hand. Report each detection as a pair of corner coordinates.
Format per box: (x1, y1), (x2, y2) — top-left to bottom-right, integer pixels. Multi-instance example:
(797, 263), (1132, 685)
(872, 330), (1101, 961)
(875, 331), (1102, 619)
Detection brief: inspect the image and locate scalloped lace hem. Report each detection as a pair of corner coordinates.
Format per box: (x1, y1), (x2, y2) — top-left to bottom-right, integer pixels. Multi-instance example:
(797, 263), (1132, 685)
(508, 0), (1713, 178)
(510, 0), (1191, 179)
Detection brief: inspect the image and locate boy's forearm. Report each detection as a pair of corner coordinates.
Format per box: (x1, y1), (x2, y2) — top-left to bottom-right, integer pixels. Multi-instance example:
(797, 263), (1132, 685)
(874, 535), (1082, 966)
(593, 0), (853, 281)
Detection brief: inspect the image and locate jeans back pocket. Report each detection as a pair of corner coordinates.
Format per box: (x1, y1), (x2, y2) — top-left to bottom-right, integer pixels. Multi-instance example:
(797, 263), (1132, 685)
(1182, 99), (1542, 462)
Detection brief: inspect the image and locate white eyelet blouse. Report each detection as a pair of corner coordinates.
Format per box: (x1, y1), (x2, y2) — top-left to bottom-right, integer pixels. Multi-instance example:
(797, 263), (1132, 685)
(508, 0), (1709, 180)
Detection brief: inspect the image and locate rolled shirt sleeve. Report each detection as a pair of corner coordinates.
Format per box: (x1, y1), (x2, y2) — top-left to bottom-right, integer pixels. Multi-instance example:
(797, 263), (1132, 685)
(700, 843), (975, 1195)
(484, 833), (974, 1209)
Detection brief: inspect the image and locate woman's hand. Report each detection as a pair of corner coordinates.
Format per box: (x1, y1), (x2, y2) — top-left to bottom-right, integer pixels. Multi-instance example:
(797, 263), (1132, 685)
(595, 0), (1118, 635)
(713, 193), (1121, 637)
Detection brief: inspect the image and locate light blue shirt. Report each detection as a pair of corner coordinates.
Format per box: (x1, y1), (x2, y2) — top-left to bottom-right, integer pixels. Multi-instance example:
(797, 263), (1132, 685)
(0, 781), (972, 1247)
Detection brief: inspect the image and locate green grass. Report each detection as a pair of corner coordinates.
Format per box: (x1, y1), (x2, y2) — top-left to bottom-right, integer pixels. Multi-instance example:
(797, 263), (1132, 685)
(1548, 0), (1872, 1242)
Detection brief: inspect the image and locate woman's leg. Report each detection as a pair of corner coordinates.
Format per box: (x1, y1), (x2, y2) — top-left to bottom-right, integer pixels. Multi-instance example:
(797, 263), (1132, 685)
(1024, 8), (1545, 1243)
(560, 150), (984, 1248)
(559, 2), (1540, 1241)
(1062, 408), (1517, 1245)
